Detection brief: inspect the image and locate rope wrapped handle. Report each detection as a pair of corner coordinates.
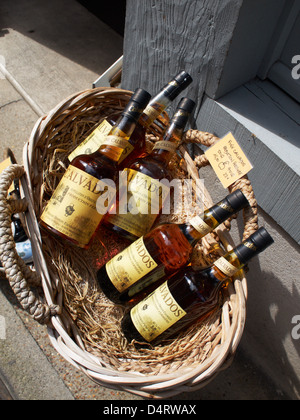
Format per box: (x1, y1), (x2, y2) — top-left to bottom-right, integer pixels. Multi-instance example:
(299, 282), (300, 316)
(183, 130), (258, 240)
(0, 164), (60, 324)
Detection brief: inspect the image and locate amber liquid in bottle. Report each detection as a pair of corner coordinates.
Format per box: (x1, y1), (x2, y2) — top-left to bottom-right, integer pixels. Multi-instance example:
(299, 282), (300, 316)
(97, 190), (249, 303)
(67, 72), (192, 166)
(117, 70), (193, 169)
(121, 227), (274, 346)
(40, 89), (151, 249)
(104, 97), (196, 242)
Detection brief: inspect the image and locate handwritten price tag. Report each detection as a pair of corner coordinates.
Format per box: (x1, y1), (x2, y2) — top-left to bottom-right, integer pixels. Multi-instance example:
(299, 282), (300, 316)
(205, 132), (253, 188)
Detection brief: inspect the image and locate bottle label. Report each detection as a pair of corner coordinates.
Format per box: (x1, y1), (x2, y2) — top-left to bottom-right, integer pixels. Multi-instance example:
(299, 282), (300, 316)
(106, 237), (158, 293)
(116, 142), (134, 164)
(40, 165), (111, 246)
(143, 104), (161, 122)
(131, 281), (186, 342)
(107, 169), (170, 238)
(68, 120), (134, 164)
(68, 120), (113, 161)
(189, 215), (211, 235)
(152, 141), (177, 153)
(214, 257), (237, 277)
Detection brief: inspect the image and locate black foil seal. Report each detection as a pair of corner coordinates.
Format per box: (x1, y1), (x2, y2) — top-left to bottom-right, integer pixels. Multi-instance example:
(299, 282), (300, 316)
(171, 97), (196, 128)
(235, 227), (274, 264)
(162, 71), (193, 100)
(210, 190), (249, 223)
(122, 88), (151, 122)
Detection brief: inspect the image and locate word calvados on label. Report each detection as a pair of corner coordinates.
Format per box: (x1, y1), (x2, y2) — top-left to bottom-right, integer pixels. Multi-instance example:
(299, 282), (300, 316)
(131, 281), (186, 342)
(40, 165), (113, 247)
(205, 132), (253, 188)
(106, 237), (158, 293)
(189, 215), (211, 236)
(107, 169), (170, 238)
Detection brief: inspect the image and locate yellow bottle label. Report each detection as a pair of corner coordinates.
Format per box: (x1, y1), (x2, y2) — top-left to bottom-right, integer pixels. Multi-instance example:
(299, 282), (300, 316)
(189, 215), (211, 235)
(131, 281), (186, 342)
(118, 142), (134, 164)
(68, 120), (113, 161)
(107, 169), (170, 238)
(106, 237), (158, 293)
(40, 165), (111, 246)
(143, 104), (161, 121)
(214, 256), (237, 277)
(152, 141), (177, 153)
(103, 135), (129, 150)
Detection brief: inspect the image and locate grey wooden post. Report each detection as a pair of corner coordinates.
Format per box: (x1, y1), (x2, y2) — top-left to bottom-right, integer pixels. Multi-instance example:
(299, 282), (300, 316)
(122, 0), (244, 116)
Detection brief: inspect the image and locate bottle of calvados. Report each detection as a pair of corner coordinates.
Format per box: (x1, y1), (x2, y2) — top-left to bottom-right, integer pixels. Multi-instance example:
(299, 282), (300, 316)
(40, 89), (151, 249)
(68, 71), (193, 167)
(121, 227), (274, 346)
(119, 71), (193, 167)
(97, 190), (250, 304)
(104, 97), (196, 241)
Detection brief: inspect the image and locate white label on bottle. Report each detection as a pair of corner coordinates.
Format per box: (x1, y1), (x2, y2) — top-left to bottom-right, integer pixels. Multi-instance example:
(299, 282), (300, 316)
(214, 257), (237, 277)
(131, 281), (186, 342)
(106, 237), (158, 293)
(189, 216), (211, 236)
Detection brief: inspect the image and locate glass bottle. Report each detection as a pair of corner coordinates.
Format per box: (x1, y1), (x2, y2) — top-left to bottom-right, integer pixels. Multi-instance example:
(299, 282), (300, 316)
(104, 97), (196, 241)
(97, 190), (249, 303)
(119, 70), (193, 167)
(68, 71), (193, 166)
(121, 227), (274, 346)
(40, 89), (151, 249)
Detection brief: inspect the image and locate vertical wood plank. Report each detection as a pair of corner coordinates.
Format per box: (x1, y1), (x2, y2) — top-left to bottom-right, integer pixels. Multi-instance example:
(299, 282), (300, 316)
(122, 0), (244, 115)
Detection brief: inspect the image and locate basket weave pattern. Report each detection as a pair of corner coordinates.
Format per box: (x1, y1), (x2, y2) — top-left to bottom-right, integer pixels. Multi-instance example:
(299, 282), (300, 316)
(0, 88), (258, 398)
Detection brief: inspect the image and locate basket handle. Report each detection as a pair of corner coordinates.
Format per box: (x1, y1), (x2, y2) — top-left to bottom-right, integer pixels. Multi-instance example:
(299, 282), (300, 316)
(0, 164), (60, 324)
(184, 130), (258, 240)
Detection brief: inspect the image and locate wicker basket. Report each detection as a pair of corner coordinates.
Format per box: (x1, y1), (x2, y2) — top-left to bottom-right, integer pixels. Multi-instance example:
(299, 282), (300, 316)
(0, 87), (258, 399)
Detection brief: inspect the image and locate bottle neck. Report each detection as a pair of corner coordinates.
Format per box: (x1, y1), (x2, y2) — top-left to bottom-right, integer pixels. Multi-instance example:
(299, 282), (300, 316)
(98, 115), (138, 163)
(182, 193), (248, 246)
(210, 228), (274, 281)
(150, 121), (184, 162)
(212, 236), (266, 281)
(211, 249), (244, 282)
(138, 92), (171, 128)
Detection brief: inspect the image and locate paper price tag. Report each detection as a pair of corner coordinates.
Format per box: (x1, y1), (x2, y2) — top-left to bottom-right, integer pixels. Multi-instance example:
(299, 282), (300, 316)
(205, 133), (253, 188)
